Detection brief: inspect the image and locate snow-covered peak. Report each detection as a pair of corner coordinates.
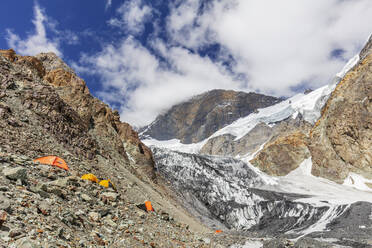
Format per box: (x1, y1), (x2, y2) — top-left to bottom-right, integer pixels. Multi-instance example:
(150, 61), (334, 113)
(143, 53), (360, 155)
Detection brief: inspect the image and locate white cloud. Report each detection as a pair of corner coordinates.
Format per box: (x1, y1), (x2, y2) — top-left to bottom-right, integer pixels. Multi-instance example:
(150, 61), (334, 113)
(80, 0), (372, 127)
(167, 0), (372, 96)
(6, 3), (62, 57)
(108, 0), (152, 34)
(77, 38), (242, 126)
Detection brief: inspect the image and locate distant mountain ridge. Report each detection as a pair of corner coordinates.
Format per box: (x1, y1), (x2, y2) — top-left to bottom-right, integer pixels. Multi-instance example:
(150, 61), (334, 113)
(140, 89), (281, 144)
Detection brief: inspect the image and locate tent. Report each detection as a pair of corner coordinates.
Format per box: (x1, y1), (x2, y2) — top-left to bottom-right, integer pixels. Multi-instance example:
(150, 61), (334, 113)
(136, 201), (155, 212)
(33, 156), (69, 171)
(81, 174), (99, 183)
(144, 201), (154, 212)
(99, 179), (116, 190)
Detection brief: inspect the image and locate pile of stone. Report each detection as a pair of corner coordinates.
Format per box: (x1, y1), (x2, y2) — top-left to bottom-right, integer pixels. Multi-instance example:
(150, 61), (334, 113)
(0, 153), (225, 247)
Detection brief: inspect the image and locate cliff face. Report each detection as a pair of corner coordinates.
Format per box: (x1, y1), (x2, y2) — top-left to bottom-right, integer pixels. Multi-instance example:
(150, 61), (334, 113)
(309, 43), (372, 183)
(140, 89), (281, 144)
(248, 37), (372, 183)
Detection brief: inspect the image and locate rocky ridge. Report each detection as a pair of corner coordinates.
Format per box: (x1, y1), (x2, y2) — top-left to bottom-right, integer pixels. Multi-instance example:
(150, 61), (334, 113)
(250, 36), (372, 183)
(140, 89), (281, 144)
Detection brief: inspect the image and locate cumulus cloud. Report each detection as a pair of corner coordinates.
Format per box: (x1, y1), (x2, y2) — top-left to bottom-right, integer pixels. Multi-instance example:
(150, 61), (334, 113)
(77, 37), (241, 126)
(6, 3), (62, 57)
(108, 0), (152, 34)
(168, 0), (372, 96)
(80, 0), (372, 126)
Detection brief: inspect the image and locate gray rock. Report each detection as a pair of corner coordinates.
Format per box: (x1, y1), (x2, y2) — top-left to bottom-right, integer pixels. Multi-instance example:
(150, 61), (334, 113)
(101, 192), (118, 201)
(9, 237), (41, 248)
(88, 212), (100, 222)
(0, 195), (11, 211)
(81, 193), (92, 202)
(3, 167), (27, 181)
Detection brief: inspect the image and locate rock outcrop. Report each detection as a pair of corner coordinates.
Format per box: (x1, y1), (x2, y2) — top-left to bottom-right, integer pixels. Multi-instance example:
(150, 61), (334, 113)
(200, 114), (312, 162)
(250, 131), (310, 176)
(200, 122), (273, 157)
(37, 53), (154, 176)
(0, 50), (155, 180)
(140, 89), (281, 144)
(246, 38), (372, 181)
(309, 42), (372, 183)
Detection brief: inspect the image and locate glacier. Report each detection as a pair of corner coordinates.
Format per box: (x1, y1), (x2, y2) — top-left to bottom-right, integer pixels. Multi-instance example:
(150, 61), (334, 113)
(143, 53), (372, 244)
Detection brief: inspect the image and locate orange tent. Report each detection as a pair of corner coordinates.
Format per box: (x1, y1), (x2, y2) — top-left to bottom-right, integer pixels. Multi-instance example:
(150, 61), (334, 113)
(215, 230), (223, 234)
(33, 156), (69, 171)
(144, 201), (154, 212)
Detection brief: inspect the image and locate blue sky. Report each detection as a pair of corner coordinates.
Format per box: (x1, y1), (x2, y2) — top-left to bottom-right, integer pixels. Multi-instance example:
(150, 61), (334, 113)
(1, 0), (372, 126)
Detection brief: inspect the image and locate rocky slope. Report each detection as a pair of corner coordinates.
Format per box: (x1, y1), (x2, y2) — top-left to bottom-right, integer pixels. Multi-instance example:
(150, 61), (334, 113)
(0, 49), (153, 180)
(140, 89), (281, 144)
(1, 49), (262, 247)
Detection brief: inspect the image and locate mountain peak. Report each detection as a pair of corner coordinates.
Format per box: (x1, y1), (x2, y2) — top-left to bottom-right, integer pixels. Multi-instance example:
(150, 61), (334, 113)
(141, 89), (281, 143)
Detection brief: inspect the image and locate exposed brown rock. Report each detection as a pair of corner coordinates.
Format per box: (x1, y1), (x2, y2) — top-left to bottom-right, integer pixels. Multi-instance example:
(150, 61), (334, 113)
(200, 122), (273, 156)
(309, 52), (372, 183)
(37, 53), (154, 176)
(44, 68), (89, 94)
(201, 115), (311, 160)
(0, 49), (16, 62)
(14, 56), (46, 78)
(242, 39), (372, 181)
(250, 131), (310, 176)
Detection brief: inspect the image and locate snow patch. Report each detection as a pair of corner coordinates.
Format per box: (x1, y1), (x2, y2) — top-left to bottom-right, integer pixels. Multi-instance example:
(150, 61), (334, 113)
(271, 158), (372, 206)
(336, 54), (359, 79)
(143, 138), (205, 154)
(230, 240), (263, 248)
(343, 173), (372, 192)
(290, 205), (350, 241)
(125, 151), (136, 163)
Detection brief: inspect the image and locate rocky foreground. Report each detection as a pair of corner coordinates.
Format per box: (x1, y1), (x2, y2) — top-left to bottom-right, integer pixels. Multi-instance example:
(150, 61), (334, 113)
(0, 152), (248, 247)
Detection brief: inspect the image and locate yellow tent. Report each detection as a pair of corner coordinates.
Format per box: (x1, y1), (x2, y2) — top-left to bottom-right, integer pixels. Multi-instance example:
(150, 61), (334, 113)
(99, 179), (116, 190)
(81, 173), (99, 183)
